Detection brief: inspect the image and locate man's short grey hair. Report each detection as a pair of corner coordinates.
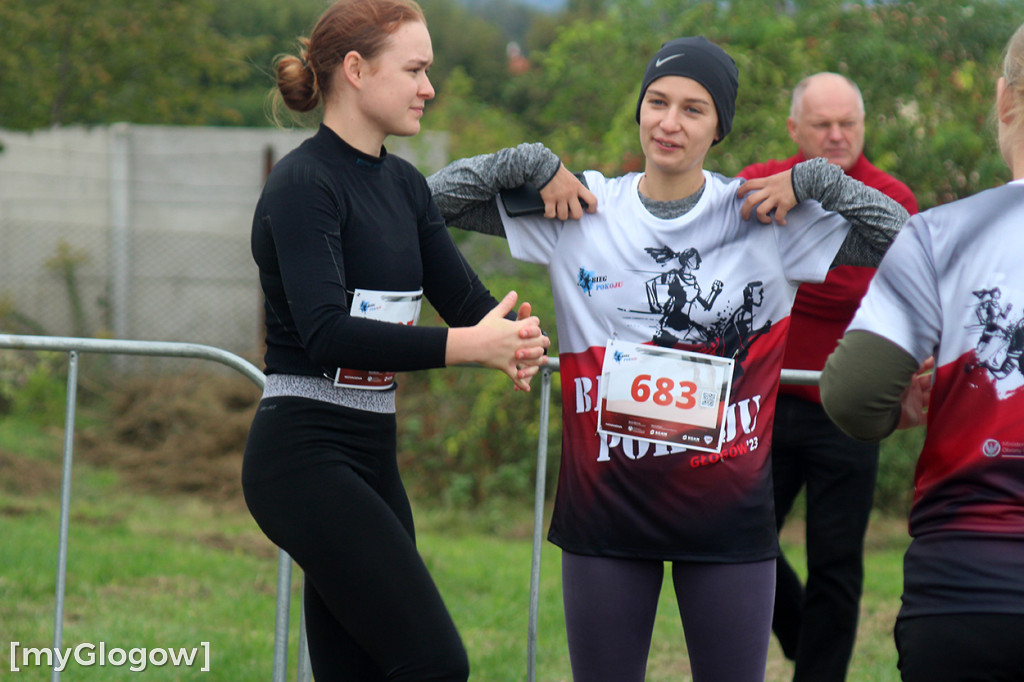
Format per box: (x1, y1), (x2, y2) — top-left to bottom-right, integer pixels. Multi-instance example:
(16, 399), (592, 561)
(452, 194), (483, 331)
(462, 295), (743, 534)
(790, 72), (865, 119)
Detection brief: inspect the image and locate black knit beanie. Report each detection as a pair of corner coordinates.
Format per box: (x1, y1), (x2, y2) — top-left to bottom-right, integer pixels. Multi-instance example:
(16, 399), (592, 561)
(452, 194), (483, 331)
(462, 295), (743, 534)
(635, 36), (739, 145)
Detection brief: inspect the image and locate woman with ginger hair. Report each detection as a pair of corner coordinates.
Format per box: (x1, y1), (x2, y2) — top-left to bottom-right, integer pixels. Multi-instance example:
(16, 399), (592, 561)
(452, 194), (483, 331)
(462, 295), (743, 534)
(241, 1), (549, 679)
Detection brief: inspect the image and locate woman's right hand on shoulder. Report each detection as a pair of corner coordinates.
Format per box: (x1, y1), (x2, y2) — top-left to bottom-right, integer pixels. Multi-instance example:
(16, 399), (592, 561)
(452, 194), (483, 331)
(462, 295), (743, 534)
(446, 291), (551, 391)
(539, 165), (597, 221)
(736, 170), (797, 225)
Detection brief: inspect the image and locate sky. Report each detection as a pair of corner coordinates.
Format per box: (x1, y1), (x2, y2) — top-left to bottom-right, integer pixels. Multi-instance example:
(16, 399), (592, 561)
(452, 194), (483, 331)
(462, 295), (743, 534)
(461, 0), (568, 12)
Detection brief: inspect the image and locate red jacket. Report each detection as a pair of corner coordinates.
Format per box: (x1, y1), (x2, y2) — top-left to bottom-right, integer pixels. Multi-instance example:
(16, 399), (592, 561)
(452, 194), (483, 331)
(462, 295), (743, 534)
(738, 152), (918, 402)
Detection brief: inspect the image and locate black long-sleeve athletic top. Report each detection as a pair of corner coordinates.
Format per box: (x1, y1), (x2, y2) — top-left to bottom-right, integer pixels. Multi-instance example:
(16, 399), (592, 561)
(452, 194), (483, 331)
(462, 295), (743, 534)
(251, 124), (498, 378)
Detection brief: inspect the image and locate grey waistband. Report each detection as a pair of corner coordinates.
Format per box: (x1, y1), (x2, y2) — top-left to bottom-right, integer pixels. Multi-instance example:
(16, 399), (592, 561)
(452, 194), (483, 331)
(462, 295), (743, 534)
(262, 373), (396, 414)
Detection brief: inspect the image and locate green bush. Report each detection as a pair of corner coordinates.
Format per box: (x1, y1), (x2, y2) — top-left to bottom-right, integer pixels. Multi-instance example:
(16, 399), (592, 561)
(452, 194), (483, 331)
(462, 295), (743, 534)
(875, 426), (925, 517)
(0, 352), (67, 425)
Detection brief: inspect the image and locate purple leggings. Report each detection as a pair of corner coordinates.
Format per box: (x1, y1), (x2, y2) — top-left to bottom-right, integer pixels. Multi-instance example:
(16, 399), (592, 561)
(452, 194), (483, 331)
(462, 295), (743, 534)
(562, 551), (775, 682)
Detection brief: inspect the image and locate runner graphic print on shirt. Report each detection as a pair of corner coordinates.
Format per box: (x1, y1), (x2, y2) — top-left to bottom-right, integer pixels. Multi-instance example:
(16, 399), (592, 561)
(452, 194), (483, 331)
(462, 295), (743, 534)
(603, 244), (773, 378)
(577, 267), (597, 296)
(643, 245), (723, 347)
(964, 287), (1024, 387)
(552, 237), (793, 559)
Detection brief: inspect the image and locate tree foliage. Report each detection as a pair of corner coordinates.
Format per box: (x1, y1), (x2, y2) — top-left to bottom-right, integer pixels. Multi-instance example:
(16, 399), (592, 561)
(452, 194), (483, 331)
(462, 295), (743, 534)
(499, 0), (1018, 209)
(0, 0), (260, 128)
(207, 0), (328, 126)
(419, 0), (512, 105)
(1, 0), (1015, 206)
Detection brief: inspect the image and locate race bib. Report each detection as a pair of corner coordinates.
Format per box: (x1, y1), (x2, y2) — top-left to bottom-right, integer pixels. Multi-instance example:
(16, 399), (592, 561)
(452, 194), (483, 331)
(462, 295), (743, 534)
(333, 289), (423, 390)
(598, 339), (734, 452)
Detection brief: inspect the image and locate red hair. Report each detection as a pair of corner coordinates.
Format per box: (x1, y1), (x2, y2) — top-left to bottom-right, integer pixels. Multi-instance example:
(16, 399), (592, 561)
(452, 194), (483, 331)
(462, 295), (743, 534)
(276, 0), (426, 113)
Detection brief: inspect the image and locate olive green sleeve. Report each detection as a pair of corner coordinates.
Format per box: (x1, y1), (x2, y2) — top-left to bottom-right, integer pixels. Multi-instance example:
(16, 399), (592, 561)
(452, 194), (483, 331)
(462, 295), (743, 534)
(820, 330), (922, 442)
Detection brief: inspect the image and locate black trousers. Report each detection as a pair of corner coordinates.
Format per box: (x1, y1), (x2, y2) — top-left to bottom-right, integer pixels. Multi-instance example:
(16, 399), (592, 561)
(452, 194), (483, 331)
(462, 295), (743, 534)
(242, 397), (469, 681)
(896, 613), (1024, 682)
(771, 394), (879, 682)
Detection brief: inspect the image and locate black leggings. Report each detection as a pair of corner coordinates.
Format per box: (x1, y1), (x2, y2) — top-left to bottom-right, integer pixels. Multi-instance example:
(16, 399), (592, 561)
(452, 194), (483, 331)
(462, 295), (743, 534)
(562, 551), (775, 682)
(242, 397), (468, 681)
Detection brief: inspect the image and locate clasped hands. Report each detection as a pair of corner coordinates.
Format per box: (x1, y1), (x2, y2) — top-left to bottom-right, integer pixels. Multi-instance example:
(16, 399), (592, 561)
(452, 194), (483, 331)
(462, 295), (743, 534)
(477, 291), (551, 392)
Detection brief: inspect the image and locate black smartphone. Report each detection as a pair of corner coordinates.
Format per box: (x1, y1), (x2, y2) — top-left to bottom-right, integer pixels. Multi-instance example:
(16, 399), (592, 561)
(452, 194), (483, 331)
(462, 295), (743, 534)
(499, 173), (588, 217)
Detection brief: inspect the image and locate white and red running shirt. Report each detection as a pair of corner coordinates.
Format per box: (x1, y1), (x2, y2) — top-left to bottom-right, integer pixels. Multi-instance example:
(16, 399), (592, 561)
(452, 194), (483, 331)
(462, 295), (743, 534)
(500, 169), (852, 561)
(845, 180), (1024, 617)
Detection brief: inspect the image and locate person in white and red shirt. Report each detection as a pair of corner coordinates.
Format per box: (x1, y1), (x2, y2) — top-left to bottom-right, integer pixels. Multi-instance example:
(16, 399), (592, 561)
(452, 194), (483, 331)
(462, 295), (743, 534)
(430, 39), (908, 682)
(822, 22), (1024, 682)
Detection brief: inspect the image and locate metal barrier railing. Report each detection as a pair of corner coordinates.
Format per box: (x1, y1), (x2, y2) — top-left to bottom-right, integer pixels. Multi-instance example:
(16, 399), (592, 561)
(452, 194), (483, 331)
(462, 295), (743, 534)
(0, 334), (305, 682)
(527, 359), (555, 682)
(0, 333), (820, 681)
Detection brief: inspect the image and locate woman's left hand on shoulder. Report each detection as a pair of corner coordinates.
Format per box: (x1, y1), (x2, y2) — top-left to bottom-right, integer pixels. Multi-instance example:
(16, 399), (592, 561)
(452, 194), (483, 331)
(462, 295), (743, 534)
(736, 169), (797, 225)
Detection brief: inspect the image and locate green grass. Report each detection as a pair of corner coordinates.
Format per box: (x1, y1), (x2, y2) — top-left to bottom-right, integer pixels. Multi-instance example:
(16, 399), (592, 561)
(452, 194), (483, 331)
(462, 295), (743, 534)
(0, 410), (912, 681)
(0, 477), (911, 680)
(0, 486), (290, 680)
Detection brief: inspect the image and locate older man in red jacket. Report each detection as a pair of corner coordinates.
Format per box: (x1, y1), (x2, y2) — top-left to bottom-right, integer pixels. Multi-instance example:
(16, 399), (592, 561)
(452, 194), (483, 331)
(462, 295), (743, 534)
(739, 72), (918, 682)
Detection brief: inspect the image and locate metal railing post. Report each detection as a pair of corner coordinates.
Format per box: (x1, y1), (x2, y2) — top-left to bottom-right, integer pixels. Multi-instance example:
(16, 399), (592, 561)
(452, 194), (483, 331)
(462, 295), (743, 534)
(527, 360), (555, 682)
(271, 553), (293, 682)
(296, 576), (312, 682)
(50, 350), (79, 682)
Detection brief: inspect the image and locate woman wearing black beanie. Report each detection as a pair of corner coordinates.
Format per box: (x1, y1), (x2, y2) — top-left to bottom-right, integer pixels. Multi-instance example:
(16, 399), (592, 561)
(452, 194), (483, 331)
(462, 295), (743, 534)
(429, 36), (908, 682)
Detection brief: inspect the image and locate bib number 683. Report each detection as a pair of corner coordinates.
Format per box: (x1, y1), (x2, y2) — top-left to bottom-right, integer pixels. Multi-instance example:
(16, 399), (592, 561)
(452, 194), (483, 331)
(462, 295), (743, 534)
(630, 374), (698, 410)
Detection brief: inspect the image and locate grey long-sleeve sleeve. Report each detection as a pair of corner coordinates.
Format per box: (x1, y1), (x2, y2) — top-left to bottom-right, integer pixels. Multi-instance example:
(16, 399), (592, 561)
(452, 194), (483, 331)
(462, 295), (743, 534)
(427, 143), (561, 237)
(791, 157), (909, 268)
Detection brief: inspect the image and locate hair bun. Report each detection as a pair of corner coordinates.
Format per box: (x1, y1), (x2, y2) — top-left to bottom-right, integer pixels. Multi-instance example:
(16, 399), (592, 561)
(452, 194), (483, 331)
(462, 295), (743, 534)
(277, 53), (320, 113)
